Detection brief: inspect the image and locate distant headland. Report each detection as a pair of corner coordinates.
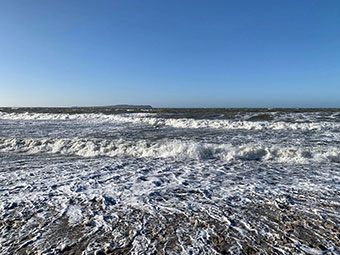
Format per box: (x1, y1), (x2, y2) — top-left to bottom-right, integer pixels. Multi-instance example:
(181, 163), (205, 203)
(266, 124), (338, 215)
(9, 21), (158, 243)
(69, 104), (153, 109)
(104, 105), (153, 109)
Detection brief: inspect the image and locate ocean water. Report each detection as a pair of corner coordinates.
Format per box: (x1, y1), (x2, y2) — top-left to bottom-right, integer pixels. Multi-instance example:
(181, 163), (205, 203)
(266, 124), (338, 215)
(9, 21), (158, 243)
(0, 108), (339, 255)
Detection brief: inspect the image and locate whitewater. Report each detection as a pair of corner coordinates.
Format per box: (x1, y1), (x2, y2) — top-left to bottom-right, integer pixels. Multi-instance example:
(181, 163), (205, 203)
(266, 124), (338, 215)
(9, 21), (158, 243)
(0, 108), (339, 254)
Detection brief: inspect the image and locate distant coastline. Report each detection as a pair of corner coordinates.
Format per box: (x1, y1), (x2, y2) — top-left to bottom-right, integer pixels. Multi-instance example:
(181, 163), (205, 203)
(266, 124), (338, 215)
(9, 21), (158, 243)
(103, 104), (152, 109)
(70, 104), (153, 109)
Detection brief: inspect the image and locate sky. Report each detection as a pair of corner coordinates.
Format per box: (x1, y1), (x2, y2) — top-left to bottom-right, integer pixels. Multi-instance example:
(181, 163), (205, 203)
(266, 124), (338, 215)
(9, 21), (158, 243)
(0, 0), (339, 108)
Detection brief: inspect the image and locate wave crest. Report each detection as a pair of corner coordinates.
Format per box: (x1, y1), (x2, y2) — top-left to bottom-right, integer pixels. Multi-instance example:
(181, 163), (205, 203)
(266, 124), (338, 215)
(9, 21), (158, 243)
(1, 112), (340, 131)
(0, 137), (338, 163)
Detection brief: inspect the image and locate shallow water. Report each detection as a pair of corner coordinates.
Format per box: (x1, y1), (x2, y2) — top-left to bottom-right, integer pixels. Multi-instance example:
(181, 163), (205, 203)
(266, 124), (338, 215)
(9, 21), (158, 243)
(0, 108), (339, 254)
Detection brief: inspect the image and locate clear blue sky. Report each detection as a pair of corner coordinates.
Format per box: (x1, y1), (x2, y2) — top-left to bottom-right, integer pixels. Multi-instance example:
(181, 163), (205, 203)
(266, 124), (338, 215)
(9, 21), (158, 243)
(0, 0), (339, 107)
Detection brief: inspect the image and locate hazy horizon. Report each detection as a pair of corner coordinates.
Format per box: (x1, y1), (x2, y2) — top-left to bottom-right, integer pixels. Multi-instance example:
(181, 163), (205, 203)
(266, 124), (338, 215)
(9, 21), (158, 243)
(1, 104), (340, 109)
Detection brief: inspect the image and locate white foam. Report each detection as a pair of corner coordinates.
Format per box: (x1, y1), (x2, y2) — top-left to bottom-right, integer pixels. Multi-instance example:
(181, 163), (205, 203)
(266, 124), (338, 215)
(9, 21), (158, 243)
(1, 110), (339, 254)
(1, 112), (339, 131)
(0, 137), (338, 163)
(67, 205), (84, 226)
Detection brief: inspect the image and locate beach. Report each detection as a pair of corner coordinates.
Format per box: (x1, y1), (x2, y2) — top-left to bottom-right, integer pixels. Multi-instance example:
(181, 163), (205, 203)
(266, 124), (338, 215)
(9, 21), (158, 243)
(0, 108), (339, 254)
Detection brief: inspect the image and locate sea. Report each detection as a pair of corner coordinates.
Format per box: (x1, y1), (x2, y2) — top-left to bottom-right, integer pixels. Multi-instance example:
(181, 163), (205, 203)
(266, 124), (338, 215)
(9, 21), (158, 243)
(0, 108), (339, 255)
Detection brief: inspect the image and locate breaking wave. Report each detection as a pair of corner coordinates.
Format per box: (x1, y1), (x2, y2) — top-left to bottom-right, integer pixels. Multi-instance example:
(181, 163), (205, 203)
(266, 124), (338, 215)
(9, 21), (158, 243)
(1, 137), (339, 163)
(1, 112), (339, 131)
